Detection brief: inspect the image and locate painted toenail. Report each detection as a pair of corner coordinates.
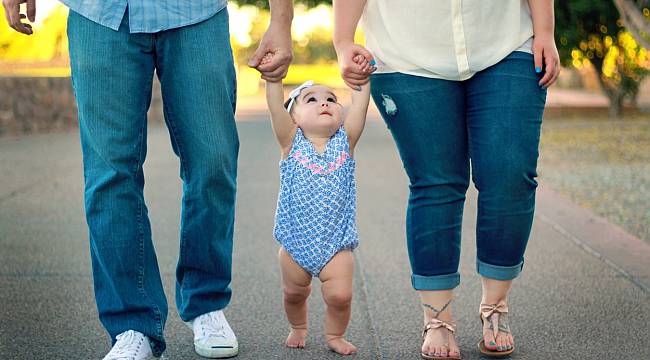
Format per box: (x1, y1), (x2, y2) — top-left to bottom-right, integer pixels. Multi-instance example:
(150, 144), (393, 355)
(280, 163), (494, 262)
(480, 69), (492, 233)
(489, 341), (496, 346)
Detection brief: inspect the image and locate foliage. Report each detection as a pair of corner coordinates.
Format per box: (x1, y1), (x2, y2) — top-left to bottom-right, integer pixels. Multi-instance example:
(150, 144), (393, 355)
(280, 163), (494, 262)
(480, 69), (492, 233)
(555, 0), (650, 116)
(230, 4), (337, 67)
(1, 3), (339, 79)
(613, 0), (650, 48)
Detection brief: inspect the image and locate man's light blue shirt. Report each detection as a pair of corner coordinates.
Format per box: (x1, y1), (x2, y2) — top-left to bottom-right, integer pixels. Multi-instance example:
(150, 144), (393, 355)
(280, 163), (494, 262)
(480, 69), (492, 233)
(59, 0), (228, 33)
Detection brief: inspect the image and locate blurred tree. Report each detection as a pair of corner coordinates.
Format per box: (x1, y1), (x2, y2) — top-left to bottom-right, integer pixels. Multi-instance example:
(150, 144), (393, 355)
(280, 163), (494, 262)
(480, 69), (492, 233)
(1, 2), (337, 69)
(556, 0), (650, 117)
(613, 0), (650, 48)
(231, 4), (336, 67)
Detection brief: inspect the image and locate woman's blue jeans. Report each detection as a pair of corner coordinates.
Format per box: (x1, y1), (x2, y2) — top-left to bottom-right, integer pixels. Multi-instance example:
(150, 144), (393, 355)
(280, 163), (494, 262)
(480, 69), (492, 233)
(370, 51), (546, 291)
(67, 9), (238, 355)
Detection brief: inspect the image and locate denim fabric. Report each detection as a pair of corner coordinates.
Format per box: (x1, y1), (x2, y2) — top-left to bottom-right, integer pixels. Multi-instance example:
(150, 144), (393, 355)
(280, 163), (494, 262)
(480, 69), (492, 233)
(59, 0), (228, 33)
(68, 8), (237, 356)
(370, 51), (546, 291)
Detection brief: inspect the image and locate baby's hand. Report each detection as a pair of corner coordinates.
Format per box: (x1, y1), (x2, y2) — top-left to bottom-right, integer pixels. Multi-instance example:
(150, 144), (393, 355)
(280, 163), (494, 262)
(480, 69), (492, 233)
(261, 52), (274, 65)
(336, 42), (375, 90)
(261, 52), (284, 83)
(353, 54), (376, 74)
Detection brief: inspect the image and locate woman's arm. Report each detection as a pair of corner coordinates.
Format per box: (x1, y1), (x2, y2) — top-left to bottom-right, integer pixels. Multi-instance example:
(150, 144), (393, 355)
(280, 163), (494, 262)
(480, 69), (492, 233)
(528, 0), (560, 88)
(333, 0), (366, 50)
(266, 80), (296, 156)
(333, 0), (375, 90)
(344, 82), (371, 154)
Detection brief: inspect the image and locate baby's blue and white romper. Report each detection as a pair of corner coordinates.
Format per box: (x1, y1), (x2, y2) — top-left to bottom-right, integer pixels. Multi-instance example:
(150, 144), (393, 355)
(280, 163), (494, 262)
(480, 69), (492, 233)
(274, 126), (358, 276)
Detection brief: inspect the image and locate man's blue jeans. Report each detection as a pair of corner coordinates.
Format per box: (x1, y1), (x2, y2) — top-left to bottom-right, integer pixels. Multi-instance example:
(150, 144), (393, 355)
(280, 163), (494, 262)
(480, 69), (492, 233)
(370, 51), (547, 291)
(67, 8), (238, 355)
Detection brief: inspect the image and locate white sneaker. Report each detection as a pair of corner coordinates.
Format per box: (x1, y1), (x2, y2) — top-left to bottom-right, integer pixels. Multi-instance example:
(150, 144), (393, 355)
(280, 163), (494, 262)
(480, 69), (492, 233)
(103, 330), (154, 360)
(186, 310), (239, 358)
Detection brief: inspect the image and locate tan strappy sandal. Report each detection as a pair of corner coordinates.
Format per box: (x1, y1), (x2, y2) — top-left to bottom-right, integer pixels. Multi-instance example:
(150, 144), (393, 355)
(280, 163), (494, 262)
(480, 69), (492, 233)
(420, 299), (461, 360)
(478, 301), (514, 358)
(421, 318), (461, 359)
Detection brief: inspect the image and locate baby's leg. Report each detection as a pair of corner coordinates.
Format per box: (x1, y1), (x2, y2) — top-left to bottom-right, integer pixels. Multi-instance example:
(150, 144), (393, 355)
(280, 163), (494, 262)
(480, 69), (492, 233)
(319, 250), (357, 355)
(278, 247), (312, 348)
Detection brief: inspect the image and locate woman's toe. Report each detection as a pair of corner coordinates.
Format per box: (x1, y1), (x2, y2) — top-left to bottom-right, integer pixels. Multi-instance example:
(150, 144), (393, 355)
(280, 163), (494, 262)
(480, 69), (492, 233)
(440, 347), (448, 357)
(424, 344), (433, 355)
(496, 336), (506, 351)
(503, 337), (511, 350)
(484, 333), (497, 349)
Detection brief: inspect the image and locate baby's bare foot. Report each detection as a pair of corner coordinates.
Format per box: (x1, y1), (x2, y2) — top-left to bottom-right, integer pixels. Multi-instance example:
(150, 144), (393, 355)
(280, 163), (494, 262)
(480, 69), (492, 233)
(326, 336), (357, 355)
(285, 327), (307, 348)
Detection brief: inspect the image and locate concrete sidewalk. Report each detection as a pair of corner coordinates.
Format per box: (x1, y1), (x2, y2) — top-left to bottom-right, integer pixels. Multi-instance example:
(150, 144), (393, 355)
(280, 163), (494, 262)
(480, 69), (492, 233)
(0, 120), (648, 359)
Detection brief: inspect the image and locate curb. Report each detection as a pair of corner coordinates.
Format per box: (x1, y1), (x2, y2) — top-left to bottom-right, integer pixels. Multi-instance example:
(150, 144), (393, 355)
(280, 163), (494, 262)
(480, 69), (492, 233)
(536, 183), (650, 294)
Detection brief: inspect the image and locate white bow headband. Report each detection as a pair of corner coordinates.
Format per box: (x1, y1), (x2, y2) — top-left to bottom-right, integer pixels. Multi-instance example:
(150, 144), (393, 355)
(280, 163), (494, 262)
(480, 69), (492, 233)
(286, 80), (314, 112)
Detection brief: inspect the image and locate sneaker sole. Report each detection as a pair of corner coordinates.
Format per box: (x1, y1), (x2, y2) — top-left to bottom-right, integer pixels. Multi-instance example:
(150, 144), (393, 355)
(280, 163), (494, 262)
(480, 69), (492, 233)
(194, 344), (239, 359)
(184, 321), (239, 359)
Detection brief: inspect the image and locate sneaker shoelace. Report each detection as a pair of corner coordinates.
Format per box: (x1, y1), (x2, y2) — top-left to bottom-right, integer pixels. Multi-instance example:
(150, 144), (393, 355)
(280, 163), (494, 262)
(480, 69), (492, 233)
(107, 330), (145, 360)
(198, 312), (227, 340)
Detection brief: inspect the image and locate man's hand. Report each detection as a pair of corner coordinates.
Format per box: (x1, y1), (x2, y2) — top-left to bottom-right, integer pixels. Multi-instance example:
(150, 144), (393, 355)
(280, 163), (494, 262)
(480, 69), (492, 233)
(2, 0), (35, 35)
(248, 24), (292, 82)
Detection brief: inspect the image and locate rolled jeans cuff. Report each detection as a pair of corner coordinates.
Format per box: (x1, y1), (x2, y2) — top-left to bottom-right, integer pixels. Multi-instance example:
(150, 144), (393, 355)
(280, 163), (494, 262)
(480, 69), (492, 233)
(411, 272), (460, 291)
(477, 258), (524, 281)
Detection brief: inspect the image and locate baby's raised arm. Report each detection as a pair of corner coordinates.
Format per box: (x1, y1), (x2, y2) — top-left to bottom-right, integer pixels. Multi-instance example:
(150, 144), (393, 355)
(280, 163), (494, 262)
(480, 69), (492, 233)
(344, 82), (371, 153)
(266, 80), (297, 156)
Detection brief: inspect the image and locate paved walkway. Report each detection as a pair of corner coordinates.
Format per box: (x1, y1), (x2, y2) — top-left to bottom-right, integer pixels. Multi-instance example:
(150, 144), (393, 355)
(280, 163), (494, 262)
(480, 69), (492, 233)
(0, 119), (648, 359)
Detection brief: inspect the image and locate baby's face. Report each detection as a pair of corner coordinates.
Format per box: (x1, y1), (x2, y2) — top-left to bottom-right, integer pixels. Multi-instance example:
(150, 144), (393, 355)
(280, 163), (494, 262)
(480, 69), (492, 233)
(292, 85), (343, 135)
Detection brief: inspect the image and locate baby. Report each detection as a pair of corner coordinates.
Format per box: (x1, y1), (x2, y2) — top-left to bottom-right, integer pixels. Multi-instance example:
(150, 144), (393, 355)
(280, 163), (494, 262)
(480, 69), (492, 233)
(263, 53), (374, 355)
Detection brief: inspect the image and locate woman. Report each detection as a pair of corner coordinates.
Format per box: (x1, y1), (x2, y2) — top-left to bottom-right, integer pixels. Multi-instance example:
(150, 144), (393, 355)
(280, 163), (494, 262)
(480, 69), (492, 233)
(333, 0), (559, 358)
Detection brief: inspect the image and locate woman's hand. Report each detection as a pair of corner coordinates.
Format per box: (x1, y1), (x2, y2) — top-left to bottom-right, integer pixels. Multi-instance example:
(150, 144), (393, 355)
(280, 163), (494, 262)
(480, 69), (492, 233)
(532, 34), (560, 89)
(335, 42), (376, 90)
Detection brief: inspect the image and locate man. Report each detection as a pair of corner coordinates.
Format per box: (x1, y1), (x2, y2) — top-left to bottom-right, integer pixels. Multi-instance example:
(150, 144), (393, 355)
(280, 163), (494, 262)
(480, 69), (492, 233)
(3, 0), (292, 358)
